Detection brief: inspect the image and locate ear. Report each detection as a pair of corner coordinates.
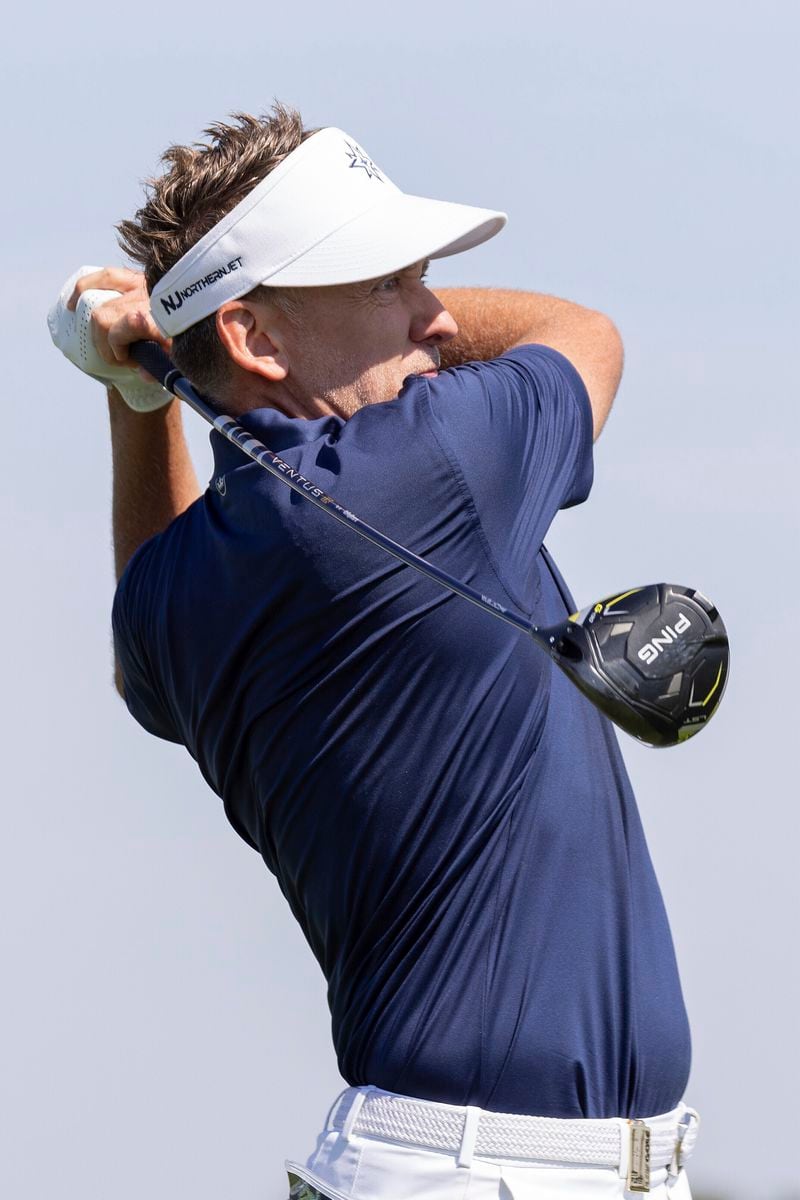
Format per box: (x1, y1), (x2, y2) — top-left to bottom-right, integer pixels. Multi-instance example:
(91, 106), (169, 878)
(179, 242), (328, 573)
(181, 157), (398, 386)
(215, 299), (289, 382)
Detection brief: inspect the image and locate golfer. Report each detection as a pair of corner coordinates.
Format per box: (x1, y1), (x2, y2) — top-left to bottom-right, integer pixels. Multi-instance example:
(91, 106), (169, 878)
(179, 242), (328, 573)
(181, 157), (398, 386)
(50, 105), (699, 1198)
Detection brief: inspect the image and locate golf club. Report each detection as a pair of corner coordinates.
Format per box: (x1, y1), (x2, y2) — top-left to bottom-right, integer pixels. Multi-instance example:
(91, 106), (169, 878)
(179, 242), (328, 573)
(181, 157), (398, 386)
(130, 339), (729, 748)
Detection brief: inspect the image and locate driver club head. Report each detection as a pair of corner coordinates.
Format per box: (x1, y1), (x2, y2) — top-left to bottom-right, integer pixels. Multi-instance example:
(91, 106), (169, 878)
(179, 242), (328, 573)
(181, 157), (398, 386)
(536, 584), (729, 748)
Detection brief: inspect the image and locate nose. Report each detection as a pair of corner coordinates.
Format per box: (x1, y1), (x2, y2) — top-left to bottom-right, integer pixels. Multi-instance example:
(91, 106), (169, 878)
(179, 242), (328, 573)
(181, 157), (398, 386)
(410, 288), (458, 346)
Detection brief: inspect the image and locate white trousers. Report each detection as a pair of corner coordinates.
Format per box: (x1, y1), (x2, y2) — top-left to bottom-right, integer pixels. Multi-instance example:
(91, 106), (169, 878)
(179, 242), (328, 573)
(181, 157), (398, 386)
(287, 1086), (697, 1200)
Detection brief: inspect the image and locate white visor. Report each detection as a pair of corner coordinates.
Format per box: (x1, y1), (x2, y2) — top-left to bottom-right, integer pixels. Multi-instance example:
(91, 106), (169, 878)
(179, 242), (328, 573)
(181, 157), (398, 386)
(149, 127), (507, 336)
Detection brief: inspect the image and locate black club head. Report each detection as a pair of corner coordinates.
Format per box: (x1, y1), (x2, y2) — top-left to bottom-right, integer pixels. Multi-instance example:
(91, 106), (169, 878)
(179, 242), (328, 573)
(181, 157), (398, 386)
(539, 584), (729, 747)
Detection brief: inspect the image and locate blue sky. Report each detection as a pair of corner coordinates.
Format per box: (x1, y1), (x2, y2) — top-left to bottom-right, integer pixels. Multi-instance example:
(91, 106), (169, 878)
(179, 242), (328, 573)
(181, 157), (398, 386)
(2, 3), (798, 1197)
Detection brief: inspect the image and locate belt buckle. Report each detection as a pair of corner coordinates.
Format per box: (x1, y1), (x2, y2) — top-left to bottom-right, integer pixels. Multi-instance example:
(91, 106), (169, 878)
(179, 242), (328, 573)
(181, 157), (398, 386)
(287, 1172), (325, 1200)
(627, 1119), (651, 1193)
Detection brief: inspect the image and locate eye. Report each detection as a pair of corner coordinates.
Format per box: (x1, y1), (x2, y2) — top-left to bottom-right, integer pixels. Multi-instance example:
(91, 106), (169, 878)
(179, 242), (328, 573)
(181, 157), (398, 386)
(376, 275), (401, 293)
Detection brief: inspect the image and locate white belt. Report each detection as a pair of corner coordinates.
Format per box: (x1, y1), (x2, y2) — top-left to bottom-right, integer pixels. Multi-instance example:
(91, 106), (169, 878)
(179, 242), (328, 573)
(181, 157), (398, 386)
(328, 1086), (700, 1193)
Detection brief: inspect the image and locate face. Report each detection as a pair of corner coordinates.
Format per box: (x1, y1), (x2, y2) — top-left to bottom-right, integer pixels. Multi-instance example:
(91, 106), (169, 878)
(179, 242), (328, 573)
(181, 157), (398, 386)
(274, 261), (458, 418)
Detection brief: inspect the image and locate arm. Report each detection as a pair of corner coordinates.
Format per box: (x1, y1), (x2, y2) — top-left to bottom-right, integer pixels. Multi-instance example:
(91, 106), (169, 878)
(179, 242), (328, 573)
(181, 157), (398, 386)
(108, 388), (200, 583)
(109, 387), (200, 697)
(433, 288), (623, 440)
(61, 267), (203, 693)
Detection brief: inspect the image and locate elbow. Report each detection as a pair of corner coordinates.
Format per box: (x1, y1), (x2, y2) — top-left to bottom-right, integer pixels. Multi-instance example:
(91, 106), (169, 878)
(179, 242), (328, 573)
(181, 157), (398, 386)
(114, 659), (126, 702)
(593, 310), (624, 384)
(587, 312), (624, 441)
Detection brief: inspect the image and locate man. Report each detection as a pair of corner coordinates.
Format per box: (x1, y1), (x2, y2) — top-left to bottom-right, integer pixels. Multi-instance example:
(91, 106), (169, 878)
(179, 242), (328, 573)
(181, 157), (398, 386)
(49, 106), (699, 1198)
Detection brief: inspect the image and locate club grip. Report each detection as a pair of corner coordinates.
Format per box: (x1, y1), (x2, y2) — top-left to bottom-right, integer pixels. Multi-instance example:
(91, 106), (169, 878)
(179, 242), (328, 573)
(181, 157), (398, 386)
(130, 339), (180, 391)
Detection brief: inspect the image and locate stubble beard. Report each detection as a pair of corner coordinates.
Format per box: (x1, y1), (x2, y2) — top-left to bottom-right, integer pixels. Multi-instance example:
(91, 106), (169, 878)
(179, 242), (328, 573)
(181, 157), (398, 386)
(296, 345), (440, 419)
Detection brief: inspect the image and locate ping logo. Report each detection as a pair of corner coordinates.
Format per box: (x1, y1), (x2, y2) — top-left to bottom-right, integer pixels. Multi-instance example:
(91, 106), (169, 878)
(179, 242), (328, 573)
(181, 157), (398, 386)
(638, 611), (692, 665)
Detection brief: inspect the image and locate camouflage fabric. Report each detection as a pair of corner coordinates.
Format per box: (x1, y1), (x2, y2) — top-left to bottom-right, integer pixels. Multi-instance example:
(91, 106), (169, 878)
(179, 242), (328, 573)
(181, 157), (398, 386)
(287, 1170), (333, 1200)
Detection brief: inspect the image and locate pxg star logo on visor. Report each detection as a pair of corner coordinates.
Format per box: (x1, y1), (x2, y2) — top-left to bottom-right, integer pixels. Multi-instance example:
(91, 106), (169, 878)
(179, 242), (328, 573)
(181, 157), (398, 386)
(345, 140), (384, 181)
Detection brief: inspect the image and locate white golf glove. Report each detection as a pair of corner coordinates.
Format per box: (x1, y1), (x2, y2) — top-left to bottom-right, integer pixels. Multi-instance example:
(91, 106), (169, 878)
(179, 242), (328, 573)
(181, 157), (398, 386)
(47, 265), (172, 413)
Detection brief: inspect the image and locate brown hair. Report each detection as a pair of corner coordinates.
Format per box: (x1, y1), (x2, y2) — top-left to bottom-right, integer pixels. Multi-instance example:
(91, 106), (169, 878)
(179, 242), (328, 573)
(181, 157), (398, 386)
(117, 103), (314, 398)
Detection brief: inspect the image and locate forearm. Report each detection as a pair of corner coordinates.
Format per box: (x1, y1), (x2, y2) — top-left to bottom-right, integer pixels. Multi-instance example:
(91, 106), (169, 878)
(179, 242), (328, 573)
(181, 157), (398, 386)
(433, 287), (623, 439)
(434, 287), (603, 365)
(108, 387), (201, 580)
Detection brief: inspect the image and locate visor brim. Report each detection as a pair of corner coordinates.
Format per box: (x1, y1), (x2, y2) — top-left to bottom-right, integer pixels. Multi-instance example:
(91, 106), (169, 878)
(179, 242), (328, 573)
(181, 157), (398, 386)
(261, 192), (507, 287)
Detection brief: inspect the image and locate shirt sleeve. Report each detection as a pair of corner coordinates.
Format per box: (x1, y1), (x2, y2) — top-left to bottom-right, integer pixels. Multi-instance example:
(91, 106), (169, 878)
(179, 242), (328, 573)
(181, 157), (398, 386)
(111, 539), (182, 744)
(424, 344), (594, 607)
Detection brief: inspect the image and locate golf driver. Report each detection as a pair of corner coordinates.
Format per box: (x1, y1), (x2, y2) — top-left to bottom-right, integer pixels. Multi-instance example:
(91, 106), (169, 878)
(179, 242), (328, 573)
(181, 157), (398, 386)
(130, 339), (729, 748)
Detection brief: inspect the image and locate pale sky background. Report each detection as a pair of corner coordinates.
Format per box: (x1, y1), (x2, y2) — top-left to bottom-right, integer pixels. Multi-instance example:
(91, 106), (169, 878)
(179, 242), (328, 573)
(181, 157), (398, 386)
(2, 3), (798, 1198)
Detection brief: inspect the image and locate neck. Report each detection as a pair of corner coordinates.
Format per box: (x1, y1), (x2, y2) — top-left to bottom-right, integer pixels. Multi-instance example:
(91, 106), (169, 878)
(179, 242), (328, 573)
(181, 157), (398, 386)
(216, 369), (342, 421)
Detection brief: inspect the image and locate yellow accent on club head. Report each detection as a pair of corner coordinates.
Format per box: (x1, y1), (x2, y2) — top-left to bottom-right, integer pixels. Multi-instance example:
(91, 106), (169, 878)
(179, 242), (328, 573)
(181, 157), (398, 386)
(594, 603), (603, 614)
(568, 611), (580, 622)
(603, 587), (642, 614)
(702, 662), (724, 707)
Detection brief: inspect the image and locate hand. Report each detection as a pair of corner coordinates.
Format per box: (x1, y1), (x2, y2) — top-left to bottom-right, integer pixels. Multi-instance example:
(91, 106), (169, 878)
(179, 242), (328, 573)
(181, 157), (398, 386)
(48, 265), (173, 412)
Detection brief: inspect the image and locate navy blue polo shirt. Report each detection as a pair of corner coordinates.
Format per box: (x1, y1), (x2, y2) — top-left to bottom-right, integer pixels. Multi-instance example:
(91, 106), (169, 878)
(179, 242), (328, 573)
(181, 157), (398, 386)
(112, 345), (690, 1118)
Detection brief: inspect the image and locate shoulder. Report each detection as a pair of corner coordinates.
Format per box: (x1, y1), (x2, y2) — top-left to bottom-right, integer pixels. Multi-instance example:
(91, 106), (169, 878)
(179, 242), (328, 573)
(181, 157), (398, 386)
(422, 344), (592, 451)
(495, 343), (592, 400)
(112, 495), (207, 660)
(111, 505), (207, 746)
(425, 344), (589, 417)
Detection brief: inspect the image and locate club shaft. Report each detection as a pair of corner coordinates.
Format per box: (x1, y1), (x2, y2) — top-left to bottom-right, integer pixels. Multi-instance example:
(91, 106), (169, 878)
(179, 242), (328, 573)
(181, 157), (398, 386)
(132, 340), (536, 639)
